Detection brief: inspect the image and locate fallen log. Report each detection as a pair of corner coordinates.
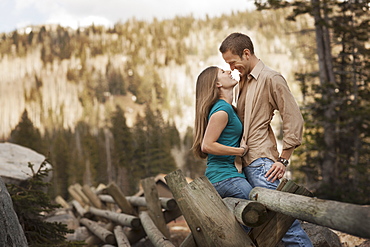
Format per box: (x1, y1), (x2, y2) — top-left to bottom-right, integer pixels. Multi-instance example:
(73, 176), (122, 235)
(114, 225), (131, 247)
(89, 206), (141, 229)
(165, 169), (255, 247)
(142, 177), (171, 238)
(223, 197), (268, 227)
(80, 218), (116, 245)
(99, 194), (177, 211)
(105, 182), (136, 215)
(250, 187), (370, 239)
(139, 211), (175, 247)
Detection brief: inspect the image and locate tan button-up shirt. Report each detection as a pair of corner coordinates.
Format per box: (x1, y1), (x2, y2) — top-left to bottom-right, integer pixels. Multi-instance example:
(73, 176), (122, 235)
(236, 60), (304, 166)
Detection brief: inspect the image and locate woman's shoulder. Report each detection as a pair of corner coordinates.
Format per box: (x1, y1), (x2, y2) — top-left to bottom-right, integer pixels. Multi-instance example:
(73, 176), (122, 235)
(210, 100), (233, 114)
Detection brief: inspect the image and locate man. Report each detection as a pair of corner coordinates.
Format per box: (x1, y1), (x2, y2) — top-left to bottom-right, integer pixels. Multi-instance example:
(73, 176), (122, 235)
(219, 32), (312, 246)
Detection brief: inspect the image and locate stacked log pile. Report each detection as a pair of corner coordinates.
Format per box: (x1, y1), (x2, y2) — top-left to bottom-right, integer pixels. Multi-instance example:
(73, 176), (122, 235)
(56, 178), (184, 246)
(52, 169), (370, 247)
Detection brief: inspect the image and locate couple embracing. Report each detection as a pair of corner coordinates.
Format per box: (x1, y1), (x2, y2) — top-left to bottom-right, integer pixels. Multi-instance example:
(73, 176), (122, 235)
(192, 32), (313, 247)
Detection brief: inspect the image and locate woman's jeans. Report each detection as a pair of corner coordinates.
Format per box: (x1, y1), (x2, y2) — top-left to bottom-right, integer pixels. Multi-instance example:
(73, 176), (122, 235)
(212, 176), (253, 232)
(243, 157), (313, 247)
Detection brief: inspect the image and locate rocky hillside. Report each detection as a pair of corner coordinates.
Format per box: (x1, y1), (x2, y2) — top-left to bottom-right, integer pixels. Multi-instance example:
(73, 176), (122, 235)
(0, 8), (315, 140)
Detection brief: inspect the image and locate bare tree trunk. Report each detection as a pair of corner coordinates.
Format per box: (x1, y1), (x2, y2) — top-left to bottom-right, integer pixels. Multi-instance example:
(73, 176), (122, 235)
(311, 0), (338, 186)
(104, 128), (113, 183)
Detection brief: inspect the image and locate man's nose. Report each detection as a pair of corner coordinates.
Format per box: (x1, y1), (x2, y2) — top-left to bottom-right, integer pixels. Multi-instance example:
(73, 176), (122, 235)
(230, 65), (235, 70)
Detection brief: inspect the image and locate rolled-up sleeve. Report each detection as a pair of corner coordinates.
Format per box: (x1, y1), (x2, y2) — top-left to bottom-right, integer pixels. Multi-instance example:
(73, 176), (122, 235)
(270, 74), (304, 150)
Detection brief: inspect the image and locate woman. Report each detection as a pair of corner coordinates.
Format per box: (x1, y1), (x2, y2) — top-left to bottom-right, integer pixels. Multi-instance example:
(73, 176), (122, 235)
(192, 66), (252, 201)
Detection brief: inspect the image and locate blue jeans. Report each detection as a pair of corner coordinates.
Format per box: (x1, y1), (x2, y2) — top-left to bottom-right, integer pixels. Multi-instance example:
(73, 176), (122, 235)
(212, 177), (253, 232)
(243, 158), (313, 247)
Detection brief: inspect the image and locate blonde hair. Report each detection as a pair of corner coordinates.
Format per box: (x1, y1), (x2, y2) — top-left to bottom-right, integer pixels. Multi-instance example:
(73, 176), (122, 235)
(192, 66), (220, 159)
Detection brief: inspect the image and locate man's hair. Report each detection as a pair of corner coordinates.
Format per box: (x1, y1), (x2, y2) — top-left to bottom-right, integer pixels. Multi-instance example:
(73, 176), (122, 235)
(219, 32), (255, 57)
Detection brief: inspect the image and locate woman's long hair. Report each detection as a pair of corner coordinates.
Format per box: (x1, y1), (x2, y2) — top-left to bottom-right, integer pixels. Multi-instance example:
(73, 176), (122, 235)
(192, 66), (220, 159)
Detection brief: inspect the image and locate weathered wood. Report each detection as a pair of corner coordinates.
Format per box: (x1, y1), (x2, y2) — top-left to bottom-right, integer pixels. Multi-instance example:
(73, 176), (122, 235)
(250, 187), (370, 239)
(85, 222), (115, 246)
(0, 177), (28, 247)
(248, 179), (302, 247)
(82, 184), (103, 209)
(68, 185), (85, 206)
(223, 197), (268, 227)
(89, 206), (141, 229)
(105, 182), (136, 215)
(139, 211), (175, 247)
(73, 183), (91, 205)
(124, 207), (183, 245)
(179, 233), (198, 247)
(71, 199), (91, 218)
(127, 196), (178, 211)
(99, 194), (178, 211)
(165, 169), (255, 247)
(55, 195), (70, 208)
(80, 218), (116, 245)
(114, 225), (131, 247)
(142, 177), (171, 238)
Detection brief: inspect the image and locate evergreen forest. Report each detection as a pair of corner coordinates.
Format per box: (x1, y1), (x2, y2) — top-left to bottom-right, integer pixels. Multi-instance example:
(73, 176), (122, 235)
(1, 2), (369, 204)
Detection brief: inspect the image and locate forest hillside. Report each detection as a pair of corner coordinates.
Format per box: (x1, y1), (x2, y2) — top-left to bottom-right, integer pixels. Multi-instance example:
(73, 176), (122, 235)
(5, 7), (367, 204)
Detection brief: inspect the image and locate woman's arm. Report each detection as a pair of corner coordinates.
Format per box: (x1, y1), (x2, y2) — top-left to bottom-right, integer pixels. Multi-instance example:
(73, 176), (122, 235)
(201, 111), (245, 156)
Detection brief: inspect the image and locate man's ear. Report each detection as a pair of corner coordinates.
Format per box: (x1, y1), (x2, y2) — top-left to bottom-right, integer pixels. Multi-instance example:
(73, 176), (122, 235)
(242, 49), (250, 59)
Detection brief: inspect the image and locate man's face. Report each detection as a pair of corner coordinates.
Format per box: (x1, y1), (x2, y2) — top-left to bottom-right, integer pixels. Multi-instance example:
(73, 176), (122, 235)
(222, 50), (249, 77)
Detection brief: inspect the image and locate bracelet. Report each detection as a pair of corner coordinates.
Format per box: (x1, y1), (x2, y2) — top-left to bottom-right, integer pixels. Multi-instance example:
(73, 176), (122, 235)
(241, 147), (248, 157)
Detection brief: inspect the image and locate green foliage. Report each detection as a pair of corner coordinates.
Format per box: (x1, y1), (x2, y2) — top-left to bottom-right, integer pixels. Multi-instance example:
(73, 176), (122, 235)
(261, 0), (370, 204)
(9, 110), (46, 155)
(6, 162), (84, 246)
(182, 127), (206, 179)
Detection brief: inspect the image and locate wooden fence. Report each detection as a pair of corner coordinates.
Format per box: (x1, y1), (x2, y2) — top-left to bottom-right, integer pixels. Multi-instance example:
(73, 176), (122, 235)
(57, 169), (370, 247)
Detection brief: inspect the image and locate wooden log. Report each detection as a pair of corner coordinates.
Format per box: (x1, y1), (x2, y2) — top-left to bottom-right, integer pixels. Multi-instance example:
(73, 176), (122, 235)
(73, 183), (91, 205)
(179, 233), (197, 247)
(89, 206), (141, 229)
(223, 197), (268, 227)
(248, 179), (302, 247)
(71, 199), (91, 218)
(80, 218), (116, 245)
(114, 225), (131, 247)
(55, 195), (70, 208)
(99, 194), (178, 211)
(125, 199), (183, 244)
(85, 222), (115, 246)
(139, 210), (175, 247)
(141, 177), (171, 239)
(165, 169), (255, 247)
(126, 196), (178, 211)
(250, 187), (370, 239)
(68, 185), (85, 206)
(82, 184), (103, 209)
(105, 182), (136, 215)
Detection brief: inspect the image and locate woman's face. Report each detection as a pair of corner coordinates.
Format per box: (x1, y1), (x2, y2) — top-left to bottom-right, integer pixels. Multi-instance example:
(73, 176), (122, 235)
(217, 68), (238, 89)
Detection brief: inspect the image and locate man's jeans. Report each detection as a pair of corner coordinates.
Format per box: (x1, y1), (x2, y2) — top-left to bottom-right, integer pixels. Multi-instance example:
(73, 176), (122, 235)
(212, 177), (253, 232)
(243, 157), (313, 247)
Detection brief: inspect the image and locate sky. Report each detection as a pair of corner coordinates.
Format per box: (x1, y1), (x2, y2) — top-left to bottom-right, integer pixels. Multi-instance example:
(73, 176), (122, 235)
(0, 0), (255, 34)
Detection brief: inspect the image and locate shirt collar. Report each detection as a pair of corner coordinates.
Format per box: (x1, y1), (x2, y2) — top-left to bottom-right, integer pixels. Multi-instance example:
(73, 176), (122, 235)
(249, 59), (264, 81)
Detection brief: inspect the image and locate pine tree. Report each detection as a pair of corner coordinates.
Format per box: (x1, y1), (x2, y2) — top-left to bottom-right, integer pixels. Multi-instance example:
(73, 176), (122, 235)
(254, 0), (370, 203)
(9, 110), (45, 155)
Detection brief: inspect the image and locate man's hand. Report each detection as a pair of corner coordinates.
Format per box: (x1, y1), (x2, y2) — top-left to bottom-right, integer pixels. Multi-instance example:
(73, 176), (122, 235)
(265, 161), (286, 183)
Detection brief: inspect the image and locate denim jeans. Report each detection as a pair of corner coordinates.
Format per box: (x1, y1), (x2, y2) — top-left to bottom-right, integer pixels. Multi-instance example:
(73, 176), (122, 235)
(212, 177), (253, 232)
(243, 157), (313, 247)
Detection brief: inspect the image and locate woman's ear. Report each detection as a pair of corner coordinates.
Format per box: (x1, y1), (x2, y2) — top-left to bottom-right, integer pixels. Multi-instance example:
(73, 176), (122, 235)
(216, 82), (223, 88)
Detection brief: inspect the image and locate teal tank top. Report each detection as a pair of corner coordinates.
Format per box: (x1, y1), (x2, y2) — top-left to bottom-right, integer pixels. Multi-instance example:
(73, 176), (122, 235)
(205, 99), (246, 183)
